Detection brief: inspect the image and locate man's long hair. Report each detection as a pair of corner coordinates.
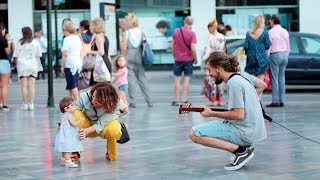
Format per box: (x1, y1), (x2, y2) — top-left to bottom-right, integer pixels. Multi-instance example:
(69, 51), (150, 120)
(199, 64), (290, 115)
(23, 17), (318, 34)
(205, 51), (239, 72)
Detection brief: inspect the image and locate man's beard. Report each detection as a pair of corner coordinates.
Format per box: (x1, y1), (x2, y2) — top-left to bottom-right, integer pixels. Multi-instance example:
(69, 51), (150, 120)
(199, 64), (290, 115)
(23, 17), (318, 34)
(214, 77), (223, 85)
(212, 71), (223, 85)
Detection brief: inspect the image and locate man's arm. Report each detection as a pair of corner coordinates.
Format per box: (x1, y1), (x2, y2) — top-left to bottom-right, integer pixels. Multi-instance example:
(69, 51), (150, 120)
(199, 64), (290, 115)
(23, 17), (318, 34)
(201, 106), (244, 120)
(191, 43), (197, 64)
(120, 32), (127, 56)
(170, 39), (175, 57)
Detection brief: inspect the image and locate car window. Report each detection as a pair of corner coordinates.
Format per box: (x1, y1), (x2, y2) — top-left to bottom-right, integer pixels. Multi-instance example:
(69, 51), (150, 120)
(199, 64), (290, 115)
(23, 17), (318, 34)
(226, 39), (245, 49)
(289, 36), (299, 54)
(301, 36), (320, 54)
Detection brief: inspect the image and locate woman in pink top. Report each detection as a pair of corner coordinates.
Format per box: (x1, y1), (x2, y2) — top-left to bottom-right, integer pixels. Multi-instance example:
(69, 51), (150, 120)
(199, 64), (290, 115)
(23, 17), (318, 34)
(112, 55), (128, 106)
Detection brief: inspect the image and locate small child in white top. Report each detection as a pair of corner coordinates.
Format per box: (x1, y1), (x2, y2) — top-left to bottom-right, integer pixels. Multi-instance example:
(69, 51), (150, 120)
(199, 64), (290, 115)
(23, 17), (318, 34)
(112, 55), (128, 107)
(54, 97), (84, 168)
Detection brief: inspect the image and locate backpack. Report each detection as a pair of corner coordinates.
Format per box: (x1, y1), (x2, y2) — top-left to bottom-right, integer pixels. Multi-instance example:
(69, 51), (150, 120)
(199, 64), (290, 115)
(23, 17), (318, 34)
(79, 33), (95, 60)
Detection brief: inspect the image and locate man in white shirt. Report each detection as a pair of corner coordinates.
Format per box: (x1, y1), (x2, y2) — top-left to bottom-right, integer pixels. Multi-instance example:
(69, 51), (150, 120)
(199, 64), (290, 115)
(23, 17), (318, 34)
(34, 29), (48, 79)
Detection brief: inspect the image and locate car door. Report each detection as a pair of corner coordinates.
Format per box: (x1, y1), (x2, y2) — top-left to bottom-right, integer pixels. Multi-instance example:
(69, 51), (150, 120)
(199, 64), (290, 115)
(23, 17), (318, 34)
(285, 34), (306, 83)
(300, 34), (320, 83)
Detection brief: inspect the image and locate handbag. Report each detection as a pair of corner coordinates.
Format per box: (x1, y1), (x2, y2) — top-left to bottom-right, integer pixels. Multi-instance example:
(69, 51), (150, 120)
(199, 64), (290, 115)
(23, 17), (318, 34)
(93, 54), (111, 82)
(141, 31), (154, 67)
(82, 54), (96, 70)
(233, 47), (247, 71)
(117, 122), (130, 144)
(264, 68), (271, 91)
(78, 72), (90, 90)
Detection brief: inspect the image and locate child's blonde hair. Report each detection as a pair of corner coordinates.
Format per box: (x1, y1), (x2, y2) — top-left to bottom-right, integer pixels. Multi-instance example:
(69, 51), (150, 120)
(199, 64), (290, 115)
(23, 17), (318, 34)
(114, 55), (126, 70)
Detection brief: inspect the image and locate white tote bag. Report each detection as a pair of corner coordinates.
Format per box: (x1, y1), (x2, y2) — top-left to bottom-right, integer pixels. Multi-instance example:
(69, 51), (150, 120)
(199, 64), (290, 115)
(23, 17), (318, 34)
(93, 54), (111, 82)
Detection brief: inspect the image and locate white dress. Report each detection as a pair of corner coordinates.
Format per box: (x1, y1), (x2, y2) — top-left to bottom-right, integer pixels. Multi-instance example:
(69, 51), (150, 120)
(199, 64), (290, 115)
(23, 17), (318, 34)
(13, 40), (42, 78)
(202, 32), (226, 60)
(54, 112), (84, 152)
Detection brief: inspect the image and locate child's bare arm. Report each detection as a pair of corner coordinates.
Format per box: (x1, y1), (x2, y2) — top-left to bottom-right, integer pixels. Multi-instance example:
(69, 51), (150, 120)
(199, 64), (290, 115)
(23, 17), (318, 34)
(112, 71), (125, 77)
(67, 114), (83, 127)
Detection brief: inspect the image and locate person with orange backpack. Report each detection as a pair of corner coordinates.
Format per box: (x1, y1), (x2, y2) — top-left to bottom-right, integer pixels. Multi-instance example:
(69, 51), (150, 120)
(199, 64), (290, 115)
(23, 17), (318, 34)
(79, 20), (95, 62)
(78, 20), (94, 90)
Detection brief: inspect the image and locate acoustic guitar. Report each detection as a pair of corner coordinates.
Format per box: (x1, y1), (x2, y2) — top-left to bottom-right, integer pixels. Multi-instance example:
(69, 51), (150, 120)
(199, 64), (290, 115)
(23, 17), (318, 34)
(178, 104), (228, 114)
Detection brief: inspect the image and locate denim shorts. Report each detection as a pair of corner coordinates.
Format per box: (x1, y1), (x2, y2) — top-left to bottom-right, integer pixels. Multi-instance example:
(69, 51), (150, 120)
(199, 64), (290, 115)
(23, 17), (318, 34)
(0, 60), (11, 75)
(173, 60), (193, 76)
(118, 84), (128, 93)
(192, 120), (251, 146)
(65, 68), (79, 90)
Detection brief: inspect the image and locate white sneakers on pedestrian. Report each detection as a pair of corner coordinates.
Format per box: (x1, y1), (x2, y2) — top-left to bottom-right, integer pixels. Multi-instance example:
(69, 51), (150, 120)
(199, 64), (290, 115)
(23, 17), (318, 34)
(29, 104), (34, 111)
(23, 103), (35, 111)
(24, 104), (29, 111)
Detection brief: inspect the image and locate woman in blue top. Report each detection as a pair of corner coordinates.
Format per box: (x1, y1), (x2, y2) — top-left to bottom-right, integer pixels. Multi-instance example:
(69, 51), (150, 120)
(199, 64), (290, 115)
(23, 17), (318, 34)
(244, 15), (271, 82)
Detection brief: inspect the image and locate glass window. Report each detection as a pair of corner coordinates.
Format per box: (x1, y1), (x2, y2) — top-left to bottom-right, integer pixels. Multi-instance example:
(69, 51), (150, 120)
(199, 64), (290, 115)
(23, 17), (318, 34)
(301, 36), (320, 55)
(289, 36), (299, 54)
(216, 0), (298, 6)
(34, 0), (90, 10)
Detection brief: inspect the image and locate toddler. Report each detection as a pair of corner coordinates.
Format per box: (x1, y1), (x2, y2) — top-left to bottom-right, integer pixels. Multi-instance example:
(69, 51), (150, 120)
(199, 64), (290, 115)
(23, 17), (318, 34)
(112, 55), (128, 107)
(54, 97), (83, 168)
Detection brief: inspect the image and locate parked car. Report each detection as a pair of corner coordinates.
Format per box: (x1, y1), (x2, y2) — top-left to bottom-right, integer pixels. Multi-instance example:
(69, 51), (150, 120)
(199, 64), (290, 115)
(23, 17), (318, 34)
(226, 32), (320, 85)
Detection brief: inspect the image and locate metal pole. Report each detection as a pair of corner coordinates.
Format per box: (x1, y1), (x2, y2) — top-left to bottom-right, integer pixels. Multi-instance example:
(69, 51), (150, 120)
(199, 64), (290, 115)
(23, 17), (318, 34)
(46, 0), (54, 107)
(54, 5), (59, 78)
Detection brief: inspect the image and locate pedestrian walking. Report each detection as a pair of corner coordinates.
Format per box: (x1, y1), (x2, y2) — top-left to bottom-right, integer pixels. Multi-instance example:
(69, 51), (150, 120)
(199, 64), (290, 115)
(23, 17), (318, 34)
(201, 19), (225, 106)
(13, 27), (42, 111)
(0, 23), (11, 111)
(170, 16), (197, 106)
(60, 20), (82, 100)
(244, 15), (271, 83)
(112, 55), (128, 107)
(267, 14), (290, 107)
(120, 12), (153, 108)
(34, 29), (48, 80)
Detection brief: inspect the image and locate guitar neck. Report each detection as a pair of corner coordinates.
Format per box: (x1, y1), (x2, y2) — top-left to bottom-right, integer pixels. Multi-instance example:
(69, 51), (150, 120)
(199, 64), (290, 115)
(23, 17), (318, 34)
(179, 107), (228, 113)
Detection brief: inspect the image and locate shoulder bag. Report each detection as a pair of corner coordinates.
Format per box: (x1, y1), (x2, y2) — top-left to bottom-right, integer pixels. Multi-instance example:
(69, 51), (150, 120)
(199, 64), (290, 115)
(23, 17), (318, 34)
(141, 30), (154, 68)
(180, 28), (191, 50)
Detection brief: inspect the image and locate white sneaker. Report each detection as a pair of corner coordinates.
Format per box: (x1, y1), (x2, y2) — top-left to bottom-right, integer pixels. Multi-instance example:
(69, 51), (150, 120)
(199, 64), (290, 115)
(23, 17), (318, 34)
(229, 146), (254, 163)
(65, 160), (78, 168)
(24, 104), (29, 111)
(29, 104), (34, 111)
(2, 106), (9, 112)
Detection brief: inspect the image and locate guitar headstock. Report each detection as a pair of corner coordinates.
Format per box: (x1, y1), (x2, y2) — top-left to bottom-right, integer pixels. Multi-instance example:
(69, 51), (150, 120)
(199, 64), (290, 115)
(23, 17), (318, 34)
(179, 102), (192, 114)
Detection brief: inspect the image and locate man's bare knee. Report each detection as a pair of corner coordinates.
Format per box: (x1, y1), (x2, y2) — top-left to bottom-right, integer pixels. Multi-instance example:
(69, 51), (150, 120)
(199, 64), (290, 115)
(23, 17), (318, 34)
(189, 129), (198, 143)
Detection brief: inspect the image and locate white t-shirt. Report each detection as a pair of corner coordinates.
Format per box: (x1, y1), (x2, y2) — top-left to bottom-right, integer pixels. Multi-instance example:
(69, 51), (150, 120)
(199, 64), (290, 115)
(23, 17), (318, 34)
(126, 27), (142, 48)
(61, 34), (82, 75)
(203, 32), (225, 60)
(13, 39), (42, 78)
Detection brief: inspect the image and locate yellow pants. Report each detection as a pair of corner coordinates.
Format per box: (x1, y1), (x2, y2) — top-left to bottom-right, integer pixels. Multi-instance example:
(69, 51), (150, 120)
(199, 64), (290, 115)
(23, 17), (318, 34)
(74, 110), (122, 160)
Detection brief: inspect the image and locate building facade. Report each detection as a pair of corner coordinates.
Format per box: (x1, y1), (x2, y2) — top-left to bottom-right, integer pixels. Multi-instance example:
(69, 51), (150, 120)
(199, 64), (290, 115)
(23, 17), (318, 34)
(2, 0), (319, 65)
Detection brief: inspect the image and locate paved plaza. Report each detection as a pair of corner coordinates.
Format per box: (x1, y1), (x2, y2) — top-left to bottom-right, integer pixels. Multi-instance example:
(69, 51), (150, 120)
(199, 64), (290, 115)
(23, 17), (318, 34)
(1, 70), (320, 179)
